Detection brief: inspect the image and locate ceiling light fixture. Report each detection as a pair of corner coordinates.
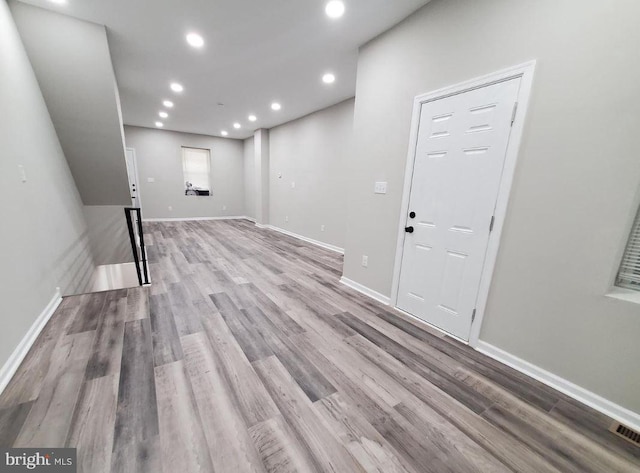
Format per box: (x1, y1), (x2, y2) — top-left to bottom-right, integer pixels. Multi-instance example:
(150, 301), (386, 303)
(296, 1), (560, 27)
(233, 123), (241, 129)
(221, 130), (229, 136)
(170, 82), (184, 93)
(271, 102), (282, 111)
(49, 0), (67, 4)
(322, 73), (336, 84)
(163, 100), (174, 108)
(159, 111), (168, 118)
(186, 33), (204, 48)
(325, 1), (345, 18)
(155, 122), (164, 128)
(248, 115), (257, 122)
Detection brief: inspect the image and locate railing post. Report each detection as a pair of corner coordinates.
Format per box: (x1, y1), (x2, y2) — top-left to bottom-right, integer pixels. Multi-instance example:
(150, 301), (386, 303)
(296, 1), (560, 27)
(124, 208), (143, 286)
(135, 208), (149, 285)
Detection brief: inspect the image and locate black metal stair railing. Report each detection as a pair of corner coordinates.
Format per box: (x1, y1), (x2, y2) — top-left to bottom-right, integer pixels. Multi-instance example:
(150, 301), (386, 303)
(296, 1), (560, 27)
(124, 207), (149, 286)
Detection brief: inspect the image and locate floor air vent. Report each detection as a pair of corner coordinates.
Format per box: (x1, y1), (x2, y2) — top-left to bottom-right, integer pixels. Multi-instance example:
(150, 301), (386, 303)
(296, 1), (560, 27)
(610, 421), (640, 446)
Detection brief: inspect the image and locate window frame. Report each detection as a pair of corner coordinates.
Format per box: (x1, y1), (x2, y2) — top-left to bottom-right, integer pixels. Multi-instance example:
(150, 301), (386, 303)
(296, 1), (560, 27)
(181, 146), (212, 196)
(615, 205), (640, 291)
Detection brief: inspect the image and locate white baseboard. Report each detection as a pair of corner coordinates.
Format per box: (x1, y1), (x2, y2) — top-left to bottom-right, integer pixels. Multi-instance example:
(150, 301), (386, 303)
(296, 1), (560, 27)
(339, 276), (391, 305)
(476, 341), (640, 432)
(0, 288), (63, 395)
(333, 278), (640, 431)
(143, 216), (250, 222)
(258, 224), (344, 254)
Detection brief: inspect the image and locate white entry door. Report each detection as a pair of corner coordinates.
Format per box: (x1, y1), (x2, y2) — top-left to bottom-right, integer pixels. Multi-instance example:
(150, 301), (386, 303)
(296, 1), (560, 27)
(396, 78), (521, 340)
(125, 148), (140, 208)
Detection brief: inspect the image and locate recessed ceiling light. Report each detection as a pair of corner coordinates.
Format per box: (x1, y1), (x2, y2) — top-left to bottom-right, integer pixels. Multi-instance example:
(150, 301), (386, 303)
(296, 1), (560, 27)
(271, 102), (282, 111)
(322, 73), (336, 84)
(170, 82), (183, 93)
(159, 111), (168, 118)
(49, 0), (66, 4)
(163, 100), (174, 108)
(233, 123), (241, 129)
(155, 122), (164, 128)
(248, 115), (257, 122)
(186, 33), (204, 48)
(325, 1), (345, 18)
(221, 130), (228, 136)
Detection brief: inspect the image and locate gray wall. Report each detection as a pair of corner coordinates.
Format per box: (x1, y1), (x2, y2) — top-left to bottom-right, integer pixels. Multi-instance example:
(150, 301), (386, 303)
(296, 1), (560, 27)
(244, 137), (256, 220)
(83, 205), (132, 265)
(10, 1), (131, 206)
(269, 99), (354, 248)
(0, 0), (96, 369)
(124, 126), (245, 219)
(342, 0), (640, 412)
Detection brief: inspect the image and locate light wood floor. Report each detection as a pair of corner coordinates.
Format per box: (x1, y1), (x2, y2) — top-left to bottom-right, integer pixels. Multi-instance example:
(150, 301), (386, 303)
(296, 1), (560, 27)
(1, 219), (638, 473)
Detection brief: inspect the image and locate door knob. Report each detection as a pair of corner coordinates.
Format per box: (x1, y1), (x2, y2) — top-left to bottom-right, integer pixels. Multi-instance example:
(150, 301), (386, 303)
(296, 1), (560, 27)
(405, 226), (414, 233)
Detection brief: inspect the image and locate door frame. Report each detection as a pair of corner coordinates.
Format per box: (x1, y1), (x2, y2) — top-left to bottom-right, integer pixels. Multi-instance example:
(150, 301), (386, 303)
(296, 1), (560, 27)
(390, 61), (537, 347)
(125, 147), (142, 210)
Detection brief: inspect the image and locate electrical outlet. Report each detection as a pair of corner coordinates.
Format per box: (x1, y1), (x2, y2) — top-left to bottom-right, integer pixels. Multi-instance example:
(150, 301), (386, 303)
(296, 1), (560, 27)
(168, 206), (173, 211)
(285, 216), (289, 222)
(147, 177), (155, 183)
(291, 181), (296, 189)
(321, 225), (325, 232)
(362, 255), (368, 267)
(222, 205), (227, 211)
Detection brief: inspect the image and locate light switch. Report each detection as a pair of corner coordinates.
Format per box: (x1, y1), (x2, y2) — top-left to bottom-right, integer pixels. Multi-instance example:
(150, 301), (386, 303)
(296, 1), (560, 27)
(374, 182), (387, 194)
(147, 177), (155, 183)
(291, 181), (296, 189)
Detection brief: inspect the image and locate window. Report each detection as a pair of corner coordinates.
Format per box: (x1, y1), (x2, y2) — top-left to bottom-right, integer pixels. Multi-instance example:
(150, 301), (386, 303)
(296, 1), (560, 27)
(616, 206), (640, 290)
(182, 147), (211, 196)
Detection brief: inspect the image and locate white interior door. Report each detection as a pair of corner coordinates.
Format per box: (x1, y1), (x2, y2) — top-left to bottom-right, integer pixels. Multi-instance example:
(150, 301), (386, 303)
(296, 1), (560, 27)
(125, 148), (140, 208)
(396, 78), (521, 340)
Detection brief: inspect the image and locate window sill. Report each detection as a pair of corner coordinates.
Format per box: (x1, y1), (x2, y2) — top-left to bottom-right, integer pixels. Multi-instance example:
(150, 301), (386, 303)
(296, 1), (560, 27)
(605, 287), (640, 305)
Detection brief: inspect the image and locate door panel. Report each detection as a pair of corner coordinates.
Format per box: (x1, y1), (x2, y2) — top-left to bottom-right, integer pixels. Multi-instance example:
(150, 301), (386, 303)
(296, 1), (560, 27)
(396, 78), (521, 340)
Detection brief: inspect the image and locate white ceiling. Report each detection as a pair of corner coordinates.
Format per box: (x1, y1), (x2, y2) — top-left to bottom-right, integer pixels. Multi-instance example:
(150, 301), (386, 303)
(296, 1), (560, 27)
(18, 0), (430, 139)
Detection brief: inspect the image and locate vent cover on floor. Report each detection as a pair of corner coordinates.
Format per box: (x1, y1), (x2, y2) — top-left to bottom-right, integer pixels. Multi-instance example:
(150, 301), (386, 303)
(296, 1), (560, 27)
(610, 421), (640, 446)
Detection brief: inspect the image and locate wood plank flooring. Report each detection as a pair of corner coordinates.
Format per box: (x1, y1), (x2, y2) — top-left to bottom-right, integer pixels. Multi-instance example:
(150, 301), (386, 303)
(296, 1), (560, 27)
(1, 219), (639, 473)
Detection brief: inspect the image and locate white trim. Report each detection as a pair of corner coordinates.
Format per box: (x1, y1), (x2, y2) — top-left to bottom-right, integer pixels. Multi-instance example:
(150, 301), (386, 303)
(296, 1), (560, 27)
(143, 216), (250, 222)
(257, 224), (344, 254)
(125, 147), (142, 210)
(476, 341), (640, 432)
(339, 277), (391, 305)
(390, 61), (537, 345)
(0, 288), (63, 396)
